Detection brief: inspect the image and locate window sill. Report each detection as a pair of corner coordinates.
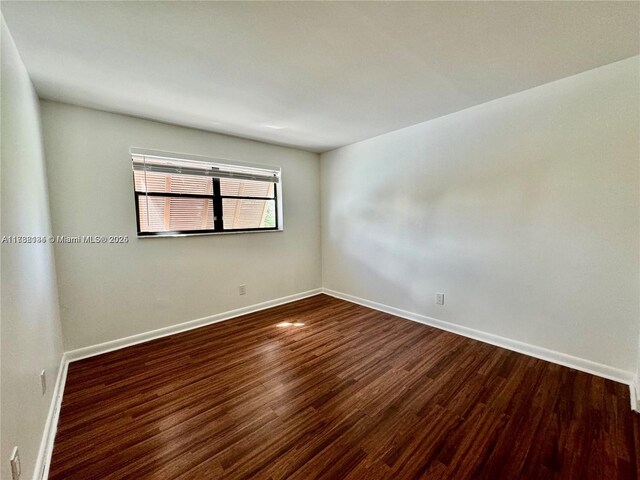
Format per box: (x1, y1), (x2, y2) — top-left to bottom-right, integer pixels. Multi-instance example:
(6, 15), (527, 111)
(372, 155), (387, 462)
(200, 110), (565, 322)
(137, 228), (283, 238)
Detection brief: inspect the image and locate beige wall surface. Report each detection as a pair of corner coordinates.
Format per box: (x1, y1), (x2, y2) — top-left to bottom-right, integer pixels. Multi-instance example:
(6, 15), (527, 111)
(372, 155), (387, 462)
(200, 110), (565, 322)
(321, 57), (640, 374)
(1, 18), (65, 480)
(40, 101), (321, 351)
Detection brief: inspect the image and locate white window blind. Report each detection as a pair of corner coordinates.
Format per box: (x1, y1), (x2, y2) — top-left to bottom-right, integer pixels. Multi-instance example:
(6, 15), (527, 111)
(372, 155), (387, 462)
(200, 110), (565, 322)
(132, 154), (280, 183)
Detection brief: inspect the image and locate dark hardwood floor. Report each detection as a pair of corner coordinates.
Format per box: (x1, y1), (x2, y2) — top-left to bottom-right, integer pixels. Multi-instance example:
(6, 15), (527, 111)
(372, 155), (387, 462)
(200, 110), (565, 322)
(49, 294), (639, 479)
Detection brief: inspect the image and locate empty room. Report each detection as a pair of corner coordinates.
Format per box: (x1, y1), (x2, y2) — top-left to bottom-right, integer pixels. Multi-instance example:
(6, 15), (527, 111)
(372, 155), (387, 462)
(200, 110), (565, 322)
(1, 1), (639, 479)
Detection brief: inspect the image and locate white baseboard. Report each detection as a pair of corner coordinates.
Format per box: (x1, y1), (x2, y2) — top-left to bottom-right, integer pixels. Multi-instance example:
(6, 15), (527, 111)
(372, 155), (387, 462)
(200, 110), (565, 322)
(33, 353), (69, 480)
(33, 286), (637, 478)
(36, 288), (322, 478)
(322, 288), (634, 386)
(631, 374), (640, 412)
(65, 288), (323, 362)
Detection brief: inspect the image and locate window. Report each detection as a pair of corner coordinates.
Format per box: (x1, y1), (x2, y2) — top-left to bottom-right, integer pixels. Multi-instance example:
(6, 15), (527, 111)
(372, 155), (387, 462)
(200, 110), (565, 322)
(132, 149), (281, 237)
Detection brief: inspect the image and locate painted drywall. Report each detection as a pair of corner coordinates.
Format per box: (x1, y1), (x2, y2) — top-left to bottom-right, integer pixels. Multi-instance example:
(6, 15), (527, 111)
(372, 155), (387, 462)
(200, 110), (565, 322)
(40, 101), (321, 350)
(1, 18), (65, 480)
(321, 56), (640, 374)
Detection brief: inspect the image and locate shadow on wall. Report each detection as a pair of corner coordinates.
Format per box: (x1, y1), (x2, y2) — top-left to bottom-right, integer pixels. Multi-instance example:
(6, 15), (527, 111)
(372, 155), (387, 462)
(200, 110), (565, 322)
(330, 143), (555, 317)
(323, 92), (635, 363)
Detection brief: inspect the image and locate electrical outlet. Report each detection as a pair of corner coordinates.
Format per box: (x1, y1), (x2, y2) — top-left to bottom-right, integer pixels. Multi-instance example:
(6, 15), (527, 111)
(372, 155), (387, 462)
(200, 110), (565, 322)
(40, 369), (46, 395)
(238, 284), (246, 295)
(435, 293), (445, 305)
(10, 447), (21, 480)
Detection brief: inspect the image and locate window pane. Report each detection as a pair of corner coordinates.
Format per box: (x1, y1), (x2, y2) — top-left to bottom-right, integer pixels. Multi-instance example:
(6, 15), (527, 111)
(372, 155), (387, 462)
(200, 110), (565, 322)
(219, 178), (274, 198)
(222, 199), (276, 230)
(134, 171), (212, 195)
(138, 195), (214, 232)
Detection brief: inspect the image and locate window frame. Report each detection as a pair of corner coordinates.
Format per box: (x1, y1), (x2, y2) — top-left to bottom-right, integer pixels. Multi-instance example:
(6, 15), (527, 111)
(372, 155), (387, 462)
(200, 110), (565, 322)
(132, 149), (282, 238)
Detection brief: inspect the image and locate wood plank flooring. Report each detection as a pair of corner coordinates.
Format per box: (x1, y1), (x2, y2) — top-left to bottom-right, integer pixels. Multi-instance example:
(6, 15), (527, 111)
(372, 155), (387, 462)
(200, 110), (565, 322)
(49, 294), (639, 479)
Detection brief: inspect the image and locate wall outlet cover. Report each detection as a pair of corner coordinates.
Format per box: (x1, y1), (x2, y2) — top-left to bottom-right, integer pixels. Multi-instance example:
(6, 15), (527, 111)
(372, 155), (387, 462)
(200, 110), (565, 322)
(10, 447), (21, 480)
(40, 369), (46, 395)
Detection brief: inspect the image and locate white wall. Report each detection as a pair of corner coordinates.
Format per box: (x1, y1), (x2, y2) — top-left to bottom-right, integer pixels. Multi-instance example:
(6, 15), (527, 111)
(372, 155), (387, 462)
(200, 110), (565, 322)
(40, 101), (321, 351)
(1, 18), (65, 480)
(321, 56), (640, 375)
